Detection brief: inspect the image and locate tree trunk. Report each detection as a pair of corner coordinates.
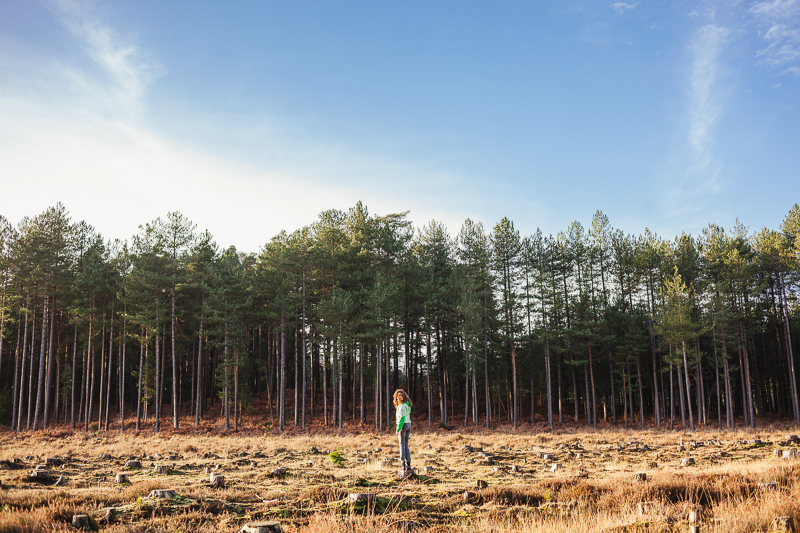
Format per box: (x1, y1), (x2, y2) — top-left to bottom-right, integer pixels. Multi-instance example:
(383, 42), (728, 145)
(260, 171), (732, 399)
(426, 330), (433, 428)
(589, 343), (597, 429)
(136, 333), (145, 431)
(780, 273), (800, 423)
(26, 303), (38, 430)
(359, 343), (365, 424)
(302, 279), (307, 429)
(376, 339), (382, 429)
(33, 292), (49, 431)
(681, 340), (695, 431)
(70, 321), (77, 428)
(120, 315), (126, 432)
(105, 306), (114, 431)
(154, 326), (161, 433)
(279, 309), (286, 432)
(172, 276), (179, 429)
(43, 301), (56, 427)
(195, 307), (204, 426)
(11, 306), (24, 431)
(484, 294), (491, 428)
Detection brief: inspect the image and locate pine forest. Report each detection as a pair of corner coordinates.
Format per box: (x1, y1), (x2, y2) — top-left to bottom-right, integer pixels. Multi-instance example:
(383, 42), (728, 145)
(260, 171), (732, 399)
(1, 202), (799, 435)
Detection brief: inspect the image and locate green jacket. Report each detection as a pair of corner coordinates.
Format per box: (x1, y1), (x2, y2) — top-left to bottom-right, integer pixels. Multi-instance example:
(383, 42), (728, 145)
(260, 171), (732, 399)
(396, 401), (411, 432)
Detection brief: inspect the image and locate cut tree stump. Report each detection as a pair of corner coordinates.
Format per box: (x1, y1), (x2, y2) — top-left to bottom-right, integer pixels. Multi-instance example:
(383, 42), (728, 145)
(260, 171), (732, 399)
(550, 463), (562, 472)
(770, 515), (794, 532)
(148, 489), (177, 499)
(782, 449), (799, 459)
(45, 457), (63, 466)
(153, 465), (170, 475)
(72, 514), (91, 531)
(681, 458), (696, 467)
(210, 474), (226, 488)
(237, 522), (283, 533)
(29, 470), (52, 482)
(124, 460), (140, 468)
(114, 473), (129, 484)
(633, 473), (647, 482)
(346, 493), (376, 504)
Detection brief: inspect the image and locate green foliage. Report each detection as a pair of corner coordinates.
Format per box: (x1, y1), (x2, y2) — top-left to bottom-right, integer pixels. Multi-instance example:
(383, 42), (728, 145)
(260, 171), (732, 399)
(328, 447), (347, 467)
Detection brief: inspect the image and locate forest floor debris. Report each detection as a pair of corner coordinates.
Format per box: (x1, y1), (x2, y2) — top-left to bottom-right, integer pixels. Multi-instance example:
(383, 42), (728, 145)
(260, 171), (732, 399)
(1, 424), (799, 532)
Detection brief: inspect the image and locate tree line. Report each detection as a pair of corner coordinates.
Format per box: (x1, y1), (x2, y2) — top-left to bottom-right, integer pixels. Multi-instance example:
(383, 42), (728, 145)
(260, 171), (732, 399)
(0, 202), (798, 433)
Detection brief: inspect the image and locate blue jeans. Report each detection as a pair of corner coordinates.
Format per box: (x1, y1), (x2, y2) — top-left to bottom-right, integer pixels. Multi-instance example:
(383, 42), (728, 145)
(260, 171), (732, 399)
(398, 423), (411, 470)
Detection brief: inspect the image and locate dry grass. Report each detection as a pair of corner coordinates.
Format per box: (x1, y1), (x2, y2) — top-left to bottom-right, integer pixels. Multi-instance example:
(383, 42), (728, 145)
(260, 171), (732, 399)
(0, 425), (799, 532)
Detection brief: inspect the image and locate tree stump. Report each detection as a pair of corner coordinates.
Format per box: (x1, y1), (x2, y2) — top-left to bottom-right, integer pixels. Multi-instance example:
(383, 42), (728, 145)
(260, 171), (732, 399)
(782, 449), (799, 459)
(114, 473), (130, 484)
(153, 465), (170, 475)
(774, 449), (784, 457)
(72, 514), (92, 531)
(633, 472), (647, 482)
(542, 454), (554, 461)
(124, 459), (140, 468)
(770, 516), (794, 532)
(346, 493), (376, 504)
(689, 507), (702, 533)
(510, 465), (520, 473)
(476, 480), (488, 489)
(637, 502), (656, 515)
(237, 522), (283, 533)
(463, 491), (476, 502)
(270, 467), (288, 477)
(681, 458), (696, 467)
(550, 463), (562, 472)
(148, 489), (176, 499)
(785, 435), (799, 444)
(29, 469), (52, 482)
(210, 474), (226, 488)
(45, 457), (63, 466)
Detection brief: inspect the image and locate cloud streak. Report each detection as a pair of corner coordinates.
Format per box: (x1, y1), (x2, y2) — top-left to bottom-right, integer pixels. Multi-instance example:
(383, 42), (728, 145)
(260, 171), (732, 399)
(610, 2), (638, 13)
(749, 0), (800, 75)
(48, 0), (162, 118)
(688, 24), (731, 166)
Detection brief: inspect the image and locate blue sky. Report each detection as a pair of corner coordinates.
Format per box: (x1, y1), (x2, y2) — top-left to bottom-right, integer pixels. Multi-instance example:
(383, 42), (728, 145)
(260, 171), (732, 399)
(1, 0), (798, 252)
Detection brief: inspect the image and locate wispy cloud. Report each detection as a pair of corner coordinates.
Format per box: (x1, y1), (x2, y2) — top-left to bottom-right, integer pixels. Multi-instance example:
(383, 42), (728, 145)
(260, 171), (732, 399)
(47, 0), (162, 119)
(610, 2), (638, 13)
(661, 22), (732, 226)
(688, 24), (731, 164)
(0, 1), (483, 251)
(749, 0), (800, 74)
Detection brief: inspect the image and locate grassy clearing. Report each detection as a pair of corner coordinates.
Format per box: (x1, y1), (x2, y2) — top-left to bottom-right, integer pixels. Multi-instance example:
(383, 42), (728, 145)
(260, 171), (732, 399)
(0, 425), (799, 532)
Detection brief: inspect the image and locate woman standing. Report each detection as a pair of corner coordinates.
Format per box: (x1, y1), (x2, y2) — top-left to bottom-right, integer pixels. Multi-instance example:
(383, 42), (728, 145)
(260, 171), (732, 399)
(394, 389), (412, 474)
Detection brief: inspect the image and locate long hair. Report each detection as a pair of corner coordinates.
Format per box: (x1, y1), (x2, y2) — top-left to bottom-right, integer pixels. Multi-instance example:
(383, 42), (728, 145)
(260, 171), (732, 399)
(393, 389), (412, 409)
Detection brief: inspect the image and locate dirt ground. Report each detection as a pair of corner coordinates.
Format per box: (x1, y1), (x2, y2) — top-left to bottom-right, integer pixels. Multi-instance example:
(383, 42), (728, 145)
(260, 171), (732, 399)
(1, 424), (799, 532)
